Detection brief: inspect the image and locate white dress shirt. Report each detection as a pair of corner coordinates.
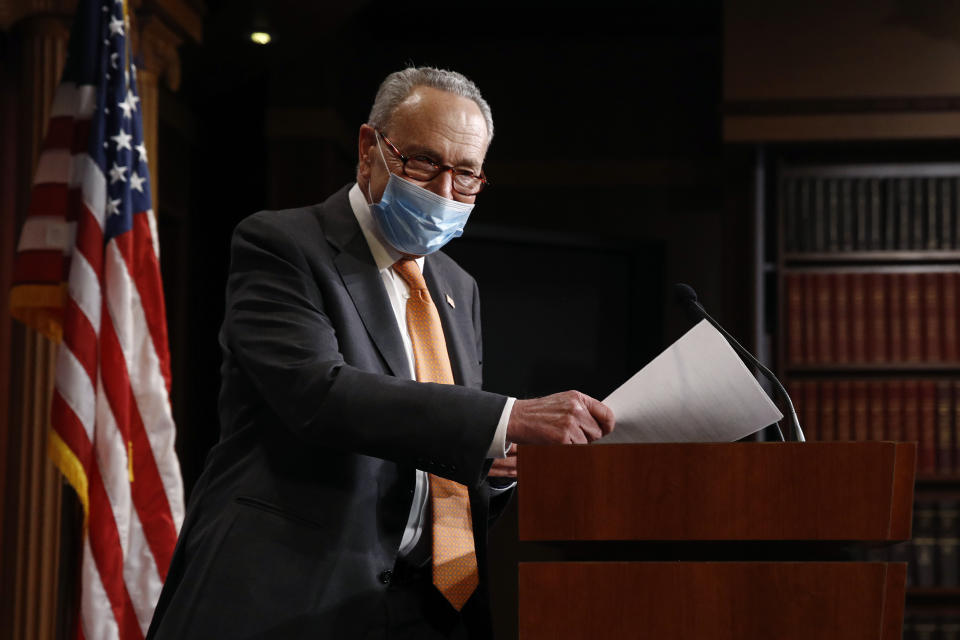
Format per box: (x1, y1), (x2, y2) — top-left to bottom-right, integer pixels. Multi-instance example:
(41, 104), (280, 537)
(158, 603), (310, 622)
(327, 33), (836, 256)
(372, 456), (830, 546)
(348, 183), (514, 558)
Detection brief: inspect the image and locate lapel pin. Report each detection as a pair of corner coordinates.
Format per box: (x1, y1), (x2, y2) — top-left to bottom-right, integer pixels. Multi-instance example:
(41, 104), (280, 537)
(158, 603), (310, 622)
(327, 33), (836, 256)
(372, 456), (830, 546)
(445, 294), (456, 309)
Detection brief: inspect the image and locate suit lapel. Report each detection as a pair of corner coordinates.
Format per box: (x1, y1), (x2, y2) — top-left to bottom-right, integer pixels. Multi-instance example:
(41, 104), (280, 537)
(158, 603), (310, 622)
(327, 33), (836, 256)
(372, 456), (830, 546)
(323, 188), (410, 379)
(425, 259), (473, 387)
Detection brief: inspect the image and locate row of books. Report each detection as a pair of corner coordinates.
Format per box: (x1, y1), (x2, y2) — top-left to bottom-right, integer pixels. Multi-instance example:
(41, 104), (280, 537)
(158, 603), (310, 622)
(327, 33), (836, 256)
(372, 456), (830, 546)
(902, 616), (960, 640)
(788, 379), (959, 475)
(863, 500), (958, 588)
(781, 175), (960, 253)
(785, 271), (960, 365)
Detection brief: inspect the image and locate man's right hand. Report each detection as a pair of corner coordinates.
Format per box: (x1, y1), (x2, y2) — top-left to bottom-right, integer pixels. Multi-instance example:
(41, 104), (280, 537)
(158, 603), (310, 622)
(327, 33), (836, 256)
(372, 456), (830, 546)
(506, 391), (615, 445)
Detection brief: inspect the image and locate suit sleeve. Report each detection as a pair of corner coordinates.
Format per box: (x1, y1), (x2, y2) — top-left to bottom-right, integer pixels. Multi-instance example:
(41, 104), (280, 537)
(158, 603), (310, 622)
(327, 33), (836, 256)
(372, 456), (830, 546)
(221, 213), (508, 488)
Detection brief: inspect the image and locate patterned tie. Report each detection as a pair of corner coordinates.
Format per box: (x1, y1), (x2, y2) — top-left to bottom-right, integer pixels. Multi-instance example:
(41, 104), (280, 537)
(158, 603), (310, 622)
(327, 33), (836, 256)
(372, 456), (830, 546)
(393, 258), (478, 611)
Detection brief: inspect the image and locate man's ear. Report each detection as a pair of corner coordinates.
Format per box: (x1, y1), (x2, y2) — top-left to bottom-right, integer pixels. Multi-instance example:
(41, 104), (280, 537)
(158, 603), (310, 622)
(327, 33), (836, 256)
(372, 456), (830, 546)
(357, 124), (377, 181)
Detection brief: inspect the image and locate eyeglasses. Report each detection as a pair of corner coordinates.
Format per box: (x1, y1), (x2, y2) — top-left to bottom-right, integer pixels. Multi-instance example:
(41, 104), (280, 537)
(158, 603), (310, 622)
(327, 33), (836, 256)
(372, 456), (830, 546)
(377, 130), (488, 196)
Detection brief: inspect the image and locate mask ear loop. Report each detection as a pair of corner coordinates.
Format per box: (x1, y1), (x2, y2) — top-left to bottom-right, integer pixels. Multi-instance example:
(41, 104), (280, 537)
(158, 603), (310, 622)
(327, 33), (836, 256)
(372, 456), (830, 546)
(366, 129), (392, 203)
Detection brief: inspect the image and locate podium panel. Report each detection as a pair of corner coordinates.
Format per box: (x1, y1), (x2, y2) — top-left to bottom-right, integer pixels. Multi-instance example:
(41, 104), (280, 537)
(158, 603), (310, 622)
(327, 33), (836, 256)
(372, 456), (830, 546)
(519, 561), (907, 640)
(519, 442), (915, 541)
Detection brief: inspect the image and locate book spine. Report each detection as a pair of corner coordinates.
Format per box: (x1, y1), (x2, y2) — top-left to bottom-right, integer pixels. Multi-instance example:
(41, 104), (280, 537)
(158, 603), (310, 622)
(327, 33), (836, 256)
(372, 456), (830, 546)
(819, 380), (836, 441)
(786, 273), (803, 365)
(913, 177), (925, 250)
(954, 380), (960, 475)
(870, 178), (882, 251)
(799, 178), (811, 252)
(841, 179), (854, 251)
(834, 380), (852, 441)
(955, 177), (960, 249)
(888, 273), (903, 363)
(903, 380), (921, 444)
(816, 272), (833, 362)
(827, 179), (840, 251)
(783, 178), (796, 253)
(904, 272), (923, 362)
(852, 381), (869, 441)
(937, 380), (954, 473)
(898, 178), (911, 250)
(886, 379), (904, 442)
(869, 380), (886, 441)
(850, 272), (867, 363)
(944, 272), (958, 362)
(942, 178), (953, 250)
(833, 272), (849, 363)
(927, 177), (939, 250)
(813, 179), (825, 251)
(913, 500), (938, 586)
(924, 272), (942, 362)
(804, 273), (817, 364)
(868, 272), (887, 363)
(939, 500), (959, 587)
(884, 178), (896, 250)
(803, 380), (819, 442)
(855, 179), (867, 250)
(920, 380), (938, 473)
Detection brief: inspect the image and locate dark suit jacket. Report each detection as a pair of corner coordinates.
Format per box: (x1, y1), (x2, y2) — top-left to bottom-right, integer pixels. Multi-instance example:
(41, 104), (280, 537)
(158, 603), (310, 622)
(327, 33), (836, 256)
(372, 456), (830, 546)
(146, 184), (513, 639)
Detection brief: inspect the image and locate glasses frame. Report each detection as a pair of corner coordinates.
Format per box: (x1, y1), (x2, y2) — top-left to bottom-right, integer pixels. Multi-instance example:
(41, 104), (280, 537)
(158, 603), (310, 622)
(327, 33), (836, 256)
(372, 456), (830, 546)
(376, 129), (489, 196)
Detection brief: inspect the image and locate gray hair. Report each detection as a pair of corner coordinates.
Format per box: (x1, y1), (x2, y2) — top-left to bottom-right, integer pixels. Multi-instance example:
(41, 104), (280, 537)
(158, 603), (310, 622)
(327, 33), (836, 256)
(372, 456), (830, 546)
(367, 67), (494, 145)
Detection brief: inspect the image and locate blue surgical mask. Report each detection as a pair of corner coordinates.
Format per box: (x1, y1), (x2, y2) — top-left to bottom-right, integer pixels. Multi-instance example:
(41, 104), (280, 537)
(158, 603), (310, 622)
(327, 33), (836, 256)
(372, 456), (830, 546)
(368, 136), (474, 256)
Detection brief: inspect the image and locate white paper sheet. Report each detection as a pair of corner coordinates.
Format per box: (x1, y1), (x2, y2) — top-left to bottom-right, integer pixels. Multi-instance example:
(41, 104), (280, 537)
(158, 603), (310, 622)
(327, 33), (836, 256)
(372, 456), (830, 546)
(597, 319), (783, 443)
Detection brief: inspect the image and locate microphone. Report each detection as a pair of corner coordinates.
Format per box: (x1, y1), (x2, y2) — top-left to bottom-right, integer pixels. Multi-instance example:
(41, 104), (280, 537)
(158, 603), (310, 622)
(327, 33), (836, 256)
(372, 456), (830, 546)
(674, 283), (804, 442)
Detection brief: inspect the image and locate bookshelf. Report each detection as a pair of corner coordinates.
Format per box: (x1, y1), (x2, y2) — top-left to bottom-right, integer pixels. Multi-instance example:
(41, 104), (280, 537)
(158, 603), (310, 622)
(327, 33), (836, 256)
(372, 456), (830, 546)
(773, 161), (960, 639)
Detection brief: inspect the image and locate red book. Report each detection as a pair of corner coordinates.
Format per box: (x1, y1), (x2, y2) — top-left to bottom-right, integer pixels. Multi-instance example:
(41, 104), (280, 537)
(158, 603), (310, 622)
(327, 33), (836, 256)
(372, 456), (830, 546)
(832, 273), (850, 364)
(887, 273), (903, 363)
(937, 380), (954, 473)
(884, 380), (904, 442)
(815, 273), (834, 363)
(850, 272), (867, 363)
(943, 272), (958, 362)
(803, 273), (817, 364)
(919, 380), (937, 474)
(923, 272), (942, 362)
(903, 273), (923, 362)
(819, 380), (836, 441)
(852, 381), (869, 441)
(868, 381), (886, 441)
(867, 273), (887, 363)
(953, 380), (960, 474)
(786, 274), (804, 365)
(803, 380), (819, 442)
(834, 381), (852, 441)
(902, 380), (920, 444)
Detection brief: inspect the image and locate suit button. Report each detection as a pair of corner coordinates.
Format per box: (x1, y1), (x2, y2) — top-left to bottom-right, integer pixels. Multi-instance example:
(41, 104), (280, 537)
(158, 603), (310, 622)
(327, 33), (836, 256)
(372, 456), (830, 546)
(378, 570), (392, 585)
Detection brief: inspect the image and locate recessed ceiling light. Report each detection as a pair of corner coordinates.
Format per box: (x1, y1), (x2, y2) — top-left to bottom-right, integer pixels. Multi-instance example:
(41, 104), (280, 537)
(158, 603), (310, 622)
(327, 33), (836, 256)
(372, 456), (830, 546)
(250, 32), (272, 45)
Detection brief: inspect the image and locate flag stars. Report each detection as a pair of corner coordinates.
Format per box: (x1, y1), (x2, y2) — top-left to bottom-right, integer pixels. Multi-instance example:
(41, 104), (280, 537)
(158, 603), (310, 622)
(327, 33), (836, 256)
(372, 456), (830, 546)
(118, 96), (133, 119)
(130, 172), (146, 193)
(135, 143), (148, 164)
(110, 52), (119, 69)
(109, 163), (128, 184)
(106, 197), (122, 216)
(126, 90), (140, 111)
(109, 16), (124, 37)
(111, 129), (132, 151)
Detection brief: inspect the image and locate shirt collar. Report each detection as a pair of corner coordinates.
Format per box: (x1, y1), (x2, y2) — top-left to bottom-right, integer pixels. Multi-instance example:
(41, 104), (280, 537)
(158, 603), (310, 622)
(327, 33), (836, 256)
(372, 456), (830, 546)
(348, 182), (425, 274)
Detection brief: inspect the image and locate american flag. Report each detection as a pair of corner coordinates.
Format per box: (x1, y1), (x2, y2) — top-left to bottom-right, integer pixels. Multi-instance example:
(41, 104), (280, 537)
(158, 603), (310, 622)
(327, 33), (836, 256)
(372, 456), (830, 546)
(10, 1), (184, 638)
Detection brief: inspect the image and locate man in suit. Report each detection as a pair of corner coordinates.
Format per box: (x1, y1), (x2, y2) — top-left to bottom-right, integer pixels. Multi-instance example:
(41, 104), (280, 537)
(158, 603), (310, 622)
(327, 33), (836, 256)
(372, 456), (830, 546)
(147, 67), (614, 640)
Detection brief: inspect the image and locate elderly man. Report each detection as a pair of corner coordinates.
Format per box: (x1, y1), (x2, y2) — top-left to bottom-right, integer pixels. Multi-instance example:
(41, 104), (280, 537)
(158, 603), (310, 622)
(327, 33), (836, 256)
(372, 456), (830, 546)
(147, 67), (614, 640)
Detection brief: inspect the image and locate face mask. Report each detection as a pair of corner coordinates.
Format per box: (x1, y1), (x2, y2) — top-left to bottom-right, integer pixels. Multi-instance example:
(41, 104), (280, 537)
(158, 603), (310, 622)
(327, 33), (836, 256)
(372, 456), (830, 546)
(368, 135), (474, 256)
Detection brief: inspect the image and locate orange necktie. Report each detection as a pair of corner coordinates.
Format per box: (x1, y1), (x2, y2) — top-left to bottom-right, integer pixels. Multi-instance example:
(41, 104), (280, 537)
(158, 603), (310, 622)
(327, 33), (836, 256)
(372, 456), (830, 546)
(393, 258), (478, 611)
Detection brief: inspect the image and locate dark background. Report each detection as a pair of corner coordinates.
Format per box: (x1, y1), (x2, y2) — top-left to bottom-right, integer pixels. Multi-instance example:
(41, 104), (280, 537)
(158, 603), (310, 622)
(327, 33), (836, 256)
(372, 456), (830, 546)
(154, 2), (748, 636)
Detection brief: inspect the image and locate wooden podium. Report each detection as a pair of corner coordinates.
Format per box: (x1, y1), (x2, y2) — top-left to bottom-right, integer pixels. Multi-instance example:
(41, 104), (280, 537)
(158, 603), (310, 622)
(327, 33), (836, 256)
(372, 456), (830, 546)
(516, 442), (916, 640)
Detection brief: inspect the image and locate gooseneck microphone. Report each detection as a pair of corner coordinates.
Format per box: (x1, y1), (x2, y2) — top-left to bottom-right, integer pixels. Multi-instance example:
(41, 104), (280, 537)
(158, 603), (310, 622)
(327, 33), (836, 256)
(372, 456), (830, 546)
(674, 283), (804, 442)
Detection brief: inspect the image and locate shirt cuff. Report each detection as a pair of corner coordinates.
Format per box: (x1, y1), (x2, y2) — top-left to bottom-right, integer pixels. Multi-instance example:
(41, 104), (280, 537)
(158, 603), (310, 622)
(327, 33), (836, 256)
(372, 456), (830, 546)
(486, 396), (515, 458)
